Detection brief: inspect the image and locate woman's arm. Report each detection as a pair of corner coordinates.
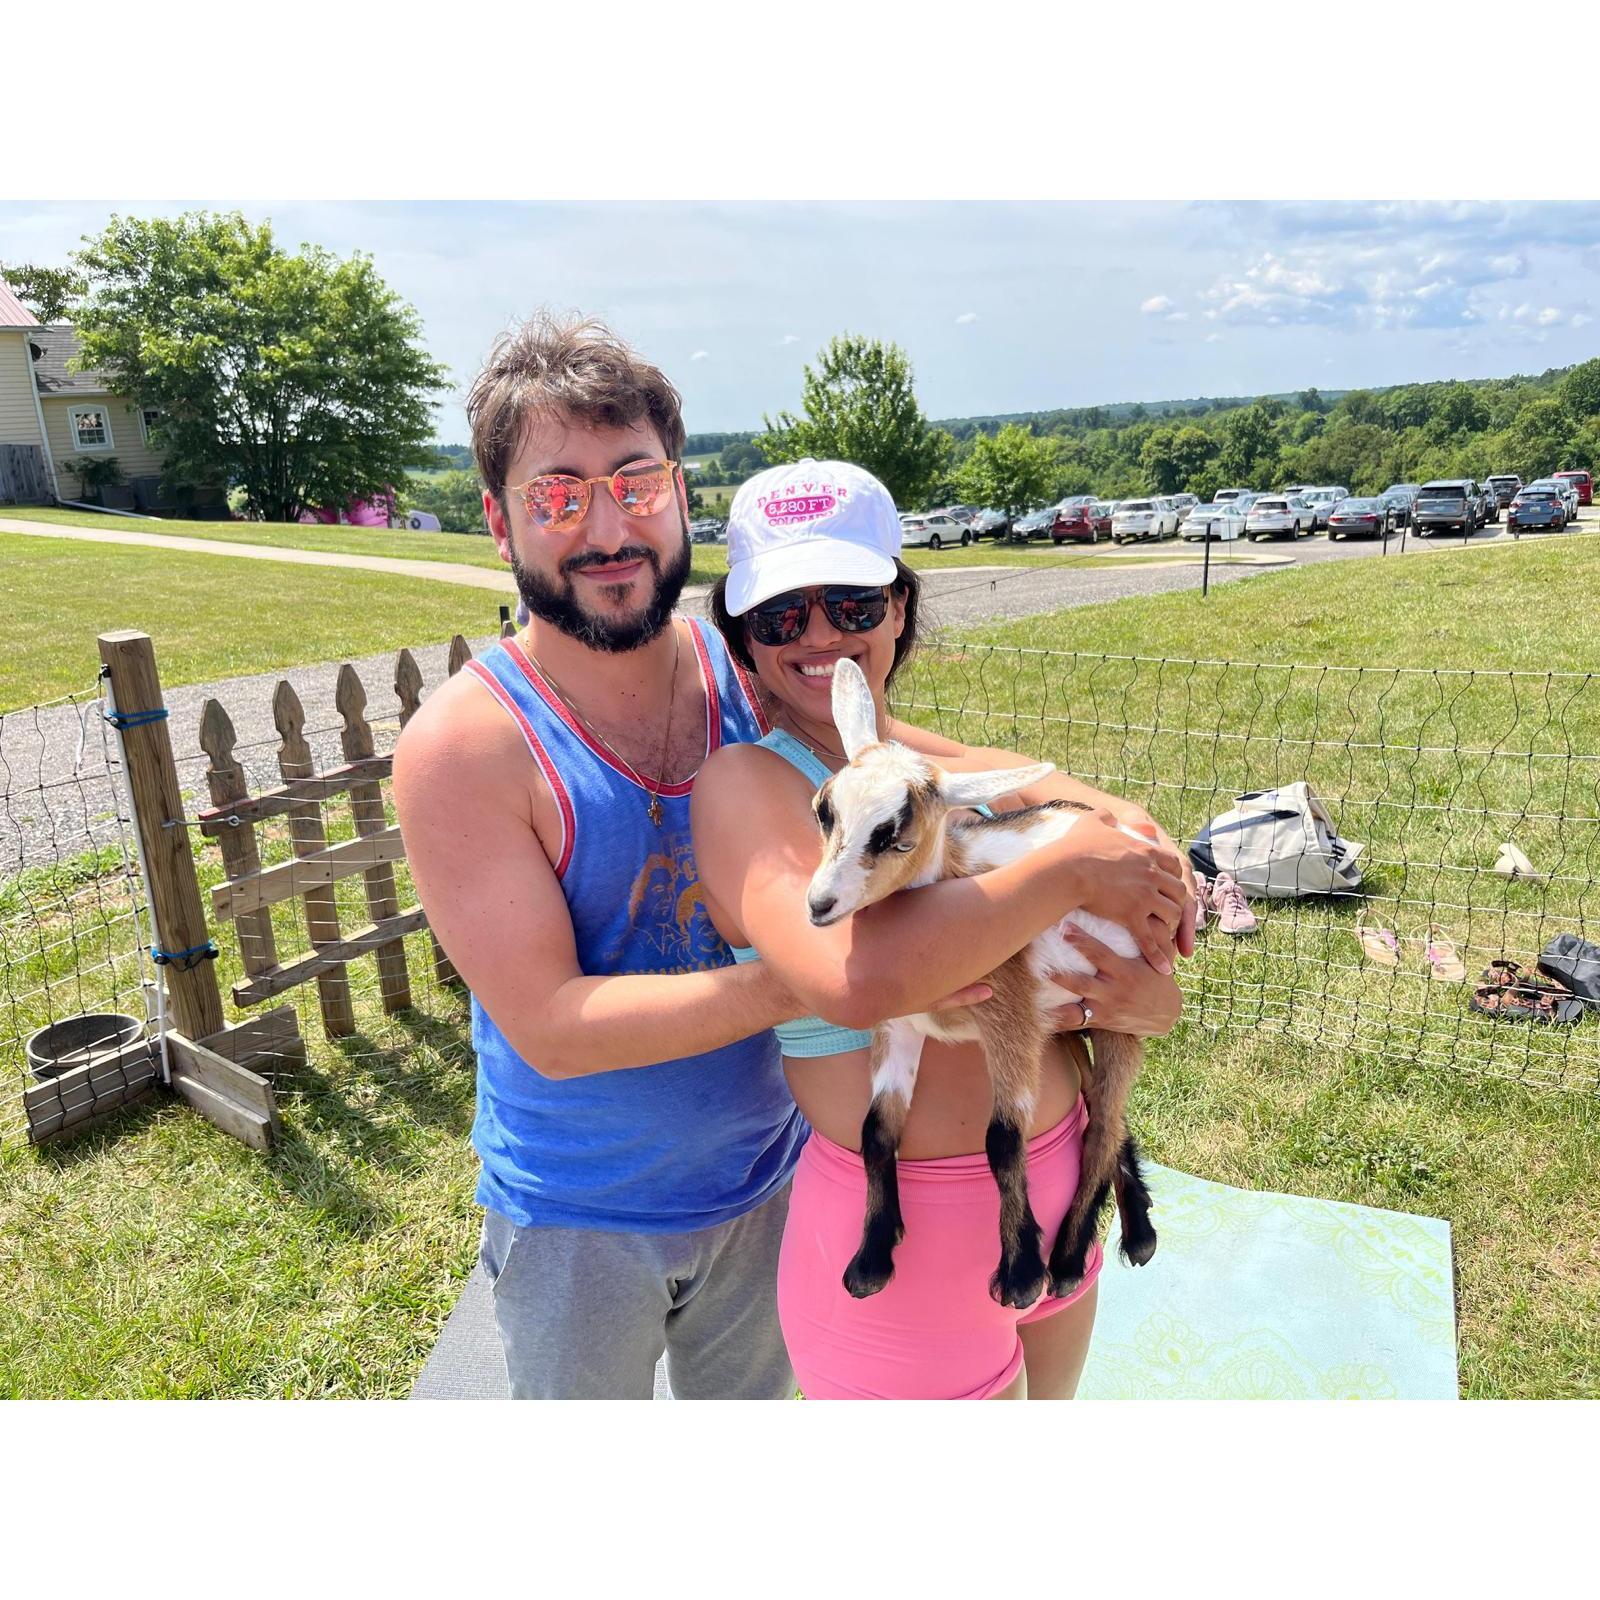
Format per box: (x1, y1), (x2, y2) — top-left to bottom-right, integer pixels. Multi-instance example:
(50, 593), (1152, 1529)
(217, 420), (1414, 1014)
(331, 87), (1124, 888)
(691, 744), (1184, 1032)
(892, 720), (1200, 958)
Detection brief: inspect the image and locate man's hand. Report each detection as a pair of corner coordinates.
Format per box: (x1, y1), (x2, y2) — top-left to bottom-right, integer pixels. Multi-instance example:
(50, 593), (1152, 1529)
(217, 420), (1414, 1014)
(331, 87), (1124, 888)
(1046, 927), (1183, 1039)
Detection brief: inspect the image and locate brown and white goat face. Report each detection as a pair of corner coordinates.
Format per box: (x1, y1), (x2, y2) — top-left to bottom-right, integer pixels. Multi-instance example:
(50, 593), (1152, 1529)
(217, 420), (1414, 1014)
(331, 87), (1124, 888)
(804, 659), (1055, 927)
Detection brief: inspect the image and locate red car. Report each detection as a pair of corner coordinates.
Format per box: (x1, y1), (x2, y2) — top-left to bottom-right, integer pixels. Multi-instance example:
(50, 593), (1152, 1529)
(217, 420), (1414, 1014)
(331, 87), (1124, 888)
(1051, 497), (1099, 543)
(1553, 469), (1592, 507)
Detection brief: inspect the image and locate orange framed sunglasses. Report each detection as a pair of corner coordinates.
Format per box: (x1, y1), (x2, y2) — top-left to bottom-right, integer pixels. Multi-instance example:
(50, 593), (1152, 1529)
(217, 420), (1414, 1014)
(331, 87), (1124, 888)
(510, 457), (683, 534)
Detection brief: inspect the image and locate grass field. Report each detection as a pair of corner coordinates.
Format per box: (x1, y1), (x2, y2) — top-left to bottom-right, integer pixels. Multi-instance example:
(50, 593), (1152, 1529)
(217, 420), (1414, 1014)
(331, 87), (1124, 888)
(2, 533), (1597, 1396)
(0, 533), (505, 711)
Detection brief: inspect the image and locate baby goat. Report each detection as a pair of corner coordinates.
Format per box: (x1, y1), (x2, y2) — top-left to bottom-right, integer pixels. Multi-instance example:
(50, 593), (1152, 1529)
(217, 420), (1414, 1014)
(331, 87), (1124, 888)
(806, 658), (1157, 1309)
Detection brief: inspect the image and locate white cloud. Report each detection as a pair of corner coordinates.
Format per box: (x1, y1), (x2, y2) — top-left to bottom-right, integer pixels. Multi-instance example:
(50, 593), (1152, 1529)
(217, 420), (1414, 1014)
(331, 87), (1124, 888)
(1166, 311), (1188, 322)
(1140, 295), (1173, 314)
(780, 333), (800, 345)
(955, 311), (978, 324)
(1205, 332), (1224, 343)
(1537, 306), (1563, 326)
(1574, 312), (1593, 328)
(690, 349), (710, 361)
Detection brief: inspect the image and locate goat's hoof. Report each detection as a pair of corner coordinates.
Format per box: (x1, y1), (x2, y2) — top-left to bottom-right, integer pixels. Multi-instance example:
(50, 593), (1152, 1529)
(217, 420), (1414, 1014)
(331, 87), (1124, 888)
(1046, 1269), (1083, 1300)
(842, 1253), (896, 1299)
(1118, 1228), (1158, 1268)
(990, 1253), (1048, 1310)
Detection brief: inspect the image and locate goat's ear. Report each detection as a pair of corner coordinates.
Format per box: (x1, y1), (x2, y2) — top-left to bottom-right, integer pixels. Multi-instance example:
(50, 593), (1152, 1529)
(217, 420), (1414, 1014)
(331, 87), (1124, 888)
(937, 761), (1056, 809)
(830, 657), (881, 759)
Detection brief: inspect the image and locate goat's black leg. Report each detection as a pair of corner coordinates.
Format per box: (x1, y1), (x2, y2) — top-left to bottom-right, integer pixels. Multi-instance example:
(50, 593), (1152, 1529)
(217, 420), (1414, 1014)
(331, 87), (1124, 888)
(842, 1020), (923, 1299)
(1113, 1133), (1158, 1266)
(985, 1114), (1048, 1309)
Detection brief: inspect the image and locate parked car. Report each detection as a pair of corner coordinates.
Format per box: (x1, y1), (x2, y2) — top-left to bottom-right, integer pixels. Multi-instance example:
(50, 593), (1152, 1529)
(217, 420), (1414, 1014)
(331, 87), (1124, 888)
(1485, 474), (1523, 509)
(1412, 480), (1479, 536)
(1089, 500), (1116, 538)
(1301, 487), (1350, 531)
(1182, 499), (1249, 541)
(1474, 482), (1502, 525)
(1245, 496), (1316, 541)
(1326, 497), (1395, 540)
(1508, 489), (1568, 533)
(1051, 498), (1100, 543)
(1212, 487), (1253, 504)
(1525, 478), (1580, 521)
(689, 517), (726, 543)
(1553, 469), (1593, 507)
(1011, 505), (1058, 541)
(1378, 489), (1416, 528)
(1168, 492), (1199, 518)
(935, 503), (981, 527)
(899, 511), (971, 549)
(969, 506), (1012, 541)
(1111, 497), (1180, 542)
(403, 509), (443, 532)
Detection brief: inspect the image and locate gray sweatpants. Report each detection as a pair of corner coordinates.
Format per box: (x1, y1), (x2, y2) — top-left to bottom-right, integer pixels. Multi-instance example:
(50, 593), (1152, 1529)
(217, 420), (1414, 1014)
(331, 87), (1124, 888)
(478, 1182), (794, 1400)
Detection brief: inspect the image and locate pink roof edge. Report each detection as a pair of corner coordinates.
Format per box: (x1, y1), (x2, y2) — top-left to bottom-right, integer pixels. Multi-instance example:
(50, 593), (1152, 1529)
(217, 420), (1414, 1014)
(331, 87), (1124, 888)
(0, 275), (41, 328)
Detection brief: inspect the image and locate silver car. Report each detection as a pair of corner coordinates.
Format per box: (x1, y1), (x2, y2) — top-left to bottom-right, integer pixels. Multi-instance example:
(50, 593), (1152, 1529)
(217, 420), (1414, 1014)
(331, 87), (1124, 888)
(1111, 497), (1180, 542)
(899, 511), (971, 549)
(1182, 499), (1249, 541)
(1300, 487), (1348, 531)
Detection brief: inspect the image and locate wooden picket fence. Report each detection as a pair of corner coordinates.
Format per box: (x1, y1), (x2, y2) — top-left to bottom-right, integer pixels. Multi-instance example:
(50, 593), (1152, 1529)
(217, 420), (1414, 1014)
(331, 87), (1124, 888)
(0, 442), (50, 504)
(24, 617), (513, 1149)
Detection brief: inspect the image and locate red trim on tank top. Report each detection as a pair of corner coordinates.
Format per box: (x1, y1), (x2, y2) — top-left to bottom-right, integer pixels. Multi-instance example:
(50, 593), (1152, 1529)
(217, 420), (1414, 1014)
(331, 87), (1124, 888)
(464, 659), (574, 877)
(727, 650), (772, 734)
(503, 625), (710, 799)
(686, 618), (723, 763)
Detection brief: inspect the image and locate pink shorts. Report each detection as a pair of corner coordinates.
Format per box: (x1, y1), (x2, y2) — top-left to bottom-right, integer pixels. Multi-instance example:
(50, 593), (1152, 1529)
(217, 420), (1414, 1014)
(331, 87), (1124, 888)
(776, 1099), (1103, 1399)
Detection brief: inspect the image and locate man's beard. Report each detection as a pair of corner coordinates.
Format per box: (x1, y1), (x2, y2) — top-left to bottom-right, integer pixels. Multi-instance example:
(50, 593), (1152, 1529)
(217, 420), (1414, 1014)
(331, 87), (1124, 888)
(509, 527), (692, 654)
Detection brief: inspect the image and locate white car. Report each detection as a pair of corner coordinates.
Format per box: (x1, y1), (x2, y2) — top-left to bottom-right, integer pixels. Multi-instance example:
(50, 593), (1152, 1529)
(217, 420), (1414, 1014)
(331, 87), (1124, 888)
(1245, 496), (1315, 541)
(403, 510), (442, 532)
(1169, 492), (1200, 521)
(1111, 497), (1181, 543)
(899, 511), (971, 549)
(1182, 500), (1249, 541)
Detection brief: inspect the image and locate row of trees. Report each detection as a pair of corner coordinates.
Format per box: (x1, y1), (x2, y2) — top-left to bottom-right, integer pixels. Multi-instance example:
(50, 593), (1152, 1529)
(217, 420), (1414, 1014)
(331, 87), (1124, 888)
(759, 335), (1600, 516)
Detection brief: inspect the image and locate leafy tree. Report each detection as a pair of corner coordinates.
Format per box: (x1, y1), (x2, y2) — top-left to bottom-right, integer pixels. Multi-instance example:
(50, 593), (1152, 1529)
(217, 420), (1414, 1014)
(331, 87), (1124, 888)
(951, 423), (1059, 516)
(757, 334), (951, 507)
(0, 260), (85, 323)
(1140, 425), (1218, 493)
(1559, 358), (1600, 422)
(72, 212), (447, 522)
(403, 469), (487, 533)
(1501, 396), (1580, 480)
(1215, 403), (1281, 486)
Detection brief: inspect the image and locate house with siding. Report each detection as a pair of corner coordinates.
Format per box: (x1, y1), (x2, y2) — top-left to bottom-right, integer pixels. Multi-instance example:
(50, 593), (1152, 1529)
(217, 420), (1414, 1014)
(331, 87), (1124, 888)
(0, 271), (175, 508)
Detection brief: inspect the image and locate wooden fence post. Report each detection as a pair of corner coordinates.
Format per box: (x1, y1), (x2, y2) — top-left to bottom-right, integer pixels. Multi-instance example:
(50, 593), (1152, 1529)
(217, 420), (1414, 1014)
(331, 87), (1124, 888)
(395, 647), (462, 990)
(97, 630), (225, 1041)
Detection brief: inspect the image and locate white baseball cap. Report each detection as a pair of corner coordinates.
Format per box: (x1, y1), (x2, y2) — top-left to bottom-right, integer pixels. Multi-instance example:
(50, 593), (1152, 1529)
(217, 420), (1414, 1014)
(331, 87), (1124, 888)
(723, 458), (902, 615)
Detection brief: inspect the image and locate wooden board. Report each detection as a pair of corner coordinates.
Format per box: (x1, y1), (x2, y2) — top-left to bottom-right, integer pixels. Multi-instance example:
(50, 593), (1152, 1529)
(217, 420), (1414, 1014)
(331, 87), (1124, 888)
(196, 757), (393, 835)
(209, 826), (405, 920)
(166, 1032), (280, 1126)
(231, 909), (429, 1006)
(169, 1071), (274, 1152)
(197, 1004), (306, 1073)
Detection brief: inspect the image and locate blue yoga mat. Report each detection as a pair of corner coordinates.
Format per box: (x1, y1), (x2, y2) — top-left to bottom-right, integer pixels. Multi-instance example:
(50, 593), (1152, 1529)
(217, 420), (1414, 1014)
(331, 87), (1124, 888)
(1077, 1164), (1458, 1399)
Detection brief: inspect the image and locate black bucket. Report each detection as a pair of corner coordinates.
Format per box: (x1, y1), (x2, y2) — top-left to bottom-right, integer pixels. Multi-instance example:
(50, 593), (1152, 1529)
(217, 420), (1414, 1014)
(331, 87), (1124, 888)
(24, 1013), (145, 1082)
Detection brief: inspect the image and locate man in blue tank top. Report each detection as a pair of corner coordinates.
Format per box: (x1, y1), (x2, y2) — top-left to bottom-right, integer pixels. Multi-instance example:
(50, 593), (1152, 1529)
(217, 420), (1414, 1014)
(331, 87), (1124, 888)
(395, 313), (1190, 1398)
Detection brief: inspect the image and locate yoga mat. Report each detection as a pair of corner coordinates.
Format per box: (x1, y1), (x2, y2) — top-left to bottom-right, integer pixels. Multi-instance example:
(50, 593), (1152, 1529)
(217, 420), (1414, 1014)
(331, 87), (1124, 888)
(411, 1167), (1457, 1400)
(1078, 1164), (1458, 1399)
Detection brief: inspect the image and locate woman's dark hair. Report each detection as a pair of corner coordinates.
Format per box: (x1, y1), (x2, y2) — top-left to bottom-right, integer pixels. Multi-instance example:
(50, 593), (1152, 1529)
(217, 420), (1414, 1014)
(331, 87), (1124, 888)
(709, 559), (922, 688)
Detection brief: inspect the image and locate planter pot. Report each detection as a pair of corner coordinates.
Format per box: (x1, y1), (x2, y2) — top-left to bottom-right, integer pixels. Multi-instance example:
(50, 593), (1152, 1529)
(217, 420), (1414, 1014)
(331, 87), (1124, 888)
(25, 1012), (144, 1082)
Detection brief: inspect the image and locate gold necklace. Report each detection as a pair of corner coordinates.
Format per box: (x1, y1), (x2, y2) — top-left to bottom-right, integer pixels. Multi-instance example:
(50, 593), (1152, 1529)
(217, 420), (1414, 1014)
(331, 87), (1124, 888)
(526, 626), (682, 826)
(777, 714), (849, 769)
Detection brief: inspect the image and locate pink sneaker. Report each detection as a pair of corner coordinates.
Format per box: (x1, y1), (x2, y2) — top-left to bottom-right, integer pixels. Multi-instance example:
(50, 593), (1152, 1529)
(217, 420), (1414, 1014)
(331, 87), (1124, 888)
(1209, 872), (1258, 935)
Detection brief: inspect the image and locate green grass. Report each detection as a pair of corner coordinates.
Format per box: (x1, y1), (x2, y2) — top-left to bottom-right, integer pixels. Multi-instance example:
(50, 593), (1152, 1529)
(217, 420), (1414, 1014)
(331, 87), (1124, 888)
(2, 506), (510, 570)
(3, 528), (1598, 1396)
(0, 533), (506, 711)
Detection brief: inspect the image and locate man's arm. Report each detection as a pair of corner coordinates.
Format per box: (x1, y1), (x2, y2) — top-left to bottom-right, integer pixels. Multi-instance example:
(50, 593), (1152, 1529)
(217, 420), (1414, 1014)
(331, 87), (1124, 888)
(392, 681), (796, 1079)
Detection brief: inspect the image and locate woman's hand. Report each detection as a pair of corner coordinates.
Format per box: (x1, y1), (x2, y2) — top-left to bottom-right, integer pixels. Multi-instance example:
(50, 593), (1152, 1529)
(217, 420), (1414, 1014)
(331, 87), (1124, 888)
(1052, 809), (1187, 973)
(1116, 811), (1200, 959)
(1046, 926), (1183, 1038)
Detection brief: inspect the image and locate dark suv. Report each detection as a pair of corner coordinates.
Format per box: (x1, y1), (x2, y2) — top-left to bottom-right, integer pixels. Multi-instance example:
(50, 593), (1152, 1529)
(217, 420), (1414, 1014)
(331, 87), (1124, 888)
(1413, 480), (1481, 536)
(1485, 474), (1522, 510)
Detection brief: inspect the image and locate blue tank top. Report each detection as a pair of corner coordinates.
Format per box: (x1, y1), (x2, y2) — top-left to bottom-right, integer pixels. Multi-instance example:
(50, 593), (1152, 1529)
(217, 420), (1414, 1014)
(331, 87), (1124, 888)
(463, 619), (808, 1233)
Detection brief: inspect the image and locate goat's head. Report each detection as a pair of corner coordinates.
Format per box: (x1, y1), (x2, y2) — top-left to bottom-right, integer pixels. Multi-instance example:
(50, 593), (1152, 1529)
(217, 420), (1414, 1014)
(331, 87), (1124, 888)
(804, 658), (1055, 926)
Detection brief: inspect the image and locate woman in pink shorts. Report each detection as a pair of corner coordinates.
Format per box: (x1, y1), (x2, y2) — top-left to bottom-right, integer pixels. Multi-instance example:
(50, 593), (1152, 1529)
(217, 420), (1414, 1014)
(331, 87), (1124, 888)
(692, 460), (1189, 1400)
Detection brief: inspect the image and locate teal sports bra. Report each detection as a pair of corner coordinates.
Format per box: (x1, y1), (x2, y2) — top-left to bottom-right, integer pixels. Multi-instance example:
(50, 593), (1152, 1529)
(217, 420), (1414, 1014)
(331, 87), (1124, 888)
(727, 729), (875, 1058)
(724, 727), (992, 1059)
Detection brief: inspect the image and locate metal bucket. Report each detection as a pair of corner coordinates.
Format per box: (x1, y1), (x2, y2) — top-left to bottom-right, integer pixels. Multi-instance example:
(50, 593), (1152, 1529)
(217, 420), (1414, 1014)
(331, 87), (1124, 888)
(24, 1013), (145, 1081)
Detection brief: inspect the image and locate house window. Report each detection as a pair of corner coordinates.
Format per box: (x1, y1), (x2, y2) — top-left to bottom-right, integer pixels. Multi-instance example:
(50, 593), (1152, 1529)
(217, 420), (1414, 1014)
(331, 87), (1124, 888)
(140, 407), (165, 449)
(69, 405), (114, 451)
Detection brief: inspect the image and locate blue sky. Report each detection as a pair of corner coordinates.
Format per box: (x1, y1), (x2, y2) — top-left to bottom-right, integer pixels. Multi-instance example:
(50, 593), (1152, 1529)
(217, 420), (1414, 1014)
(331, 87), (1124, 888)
(3, 201), (1598, 443)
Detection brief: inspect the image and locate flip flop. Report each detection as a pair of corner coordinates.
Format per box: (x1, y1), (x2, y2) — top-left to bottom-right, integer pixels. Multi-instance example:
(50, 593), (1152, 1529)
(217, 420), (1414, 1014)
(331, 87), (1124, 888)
(1493, 842), (1544, 882)
(1355, 912), (1401, 969)
(1470, 983), (1539, 1021)
(1422, 925), (1466, 983)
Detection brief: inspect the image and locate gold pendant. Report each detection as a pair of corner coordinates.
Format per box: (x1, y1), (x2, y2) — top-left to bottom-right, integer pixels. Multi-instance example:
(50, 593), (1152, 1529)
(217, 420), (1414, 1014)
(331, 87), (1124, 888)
(648, 795), (663, 827)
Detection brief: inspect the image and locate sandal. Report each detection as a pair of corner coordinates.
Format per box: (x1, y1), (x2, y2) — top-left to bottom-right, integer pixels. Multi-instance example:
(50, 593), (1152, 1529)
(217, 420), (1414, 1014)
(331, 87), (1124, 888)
(1470, 983), (1540, 1021)
(1355, 912), (1401, 969)
(1493, 842), (1544, 882)
(1421, 926), (1466, 983)
(1471, 964), (1585, 1026)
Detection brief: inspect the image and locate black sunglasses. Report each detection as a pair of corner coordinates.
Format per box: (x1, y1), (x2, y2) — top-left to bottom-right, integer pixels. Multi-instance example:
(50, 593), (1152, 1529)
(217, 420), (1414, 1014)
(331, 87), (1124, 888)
(745, 585), (890, 647)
